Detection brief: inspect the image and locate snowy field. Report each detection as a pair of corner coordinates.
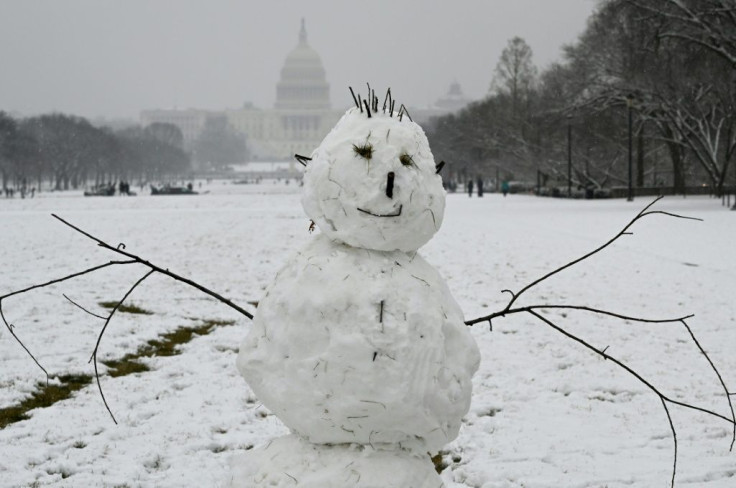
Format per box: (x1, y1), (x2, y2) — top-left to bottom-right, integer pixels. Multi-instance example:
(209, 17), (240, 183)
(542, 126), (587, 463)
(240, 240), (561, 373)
(1, 182), (734, 487)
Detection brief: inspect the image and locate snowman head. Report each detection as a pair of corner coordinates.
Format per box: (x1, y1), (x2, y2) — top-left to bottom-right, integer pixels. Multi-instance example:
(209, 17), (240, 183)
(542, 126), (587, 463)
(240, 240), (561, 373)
(301, 91), (446, 252)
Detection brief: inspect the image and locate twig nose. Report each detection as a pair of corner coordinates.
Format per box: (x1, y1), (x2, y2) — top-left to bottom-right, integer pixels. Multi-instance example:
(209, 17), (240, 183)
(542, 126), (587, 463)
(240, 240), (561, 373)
(386, 172), (395, 199)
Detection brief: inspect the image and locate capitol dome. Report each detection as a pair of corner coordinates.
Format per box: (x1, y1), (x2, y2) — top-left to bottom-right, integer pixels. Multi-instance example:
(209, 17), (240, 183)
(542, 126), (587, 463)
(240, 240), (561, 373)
(275, 19), (331, 110)
(435, 81), (470, 112)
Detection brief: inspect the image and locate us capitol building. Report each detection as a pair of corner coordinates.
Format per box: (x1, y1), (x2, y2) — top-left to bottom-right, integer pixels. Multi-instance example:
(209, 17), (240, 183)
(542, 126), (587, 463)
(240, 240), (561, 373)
(140, 20), (470, 164)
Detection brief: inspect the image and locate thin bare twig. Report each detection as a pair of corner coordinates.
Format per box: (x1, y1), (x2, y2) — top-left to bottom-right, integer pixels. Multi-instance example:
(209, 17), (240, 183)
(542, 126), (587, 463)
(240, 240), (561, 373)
(63, 294), (107, 320)
(2, 260), (136, 301)
(294, 154), (312, 167)
(89, 269), (154, 424)
(680, 319), (736, 450)
(661, 397), (677, 488)
(0, 304), (49, 384)
(349, 86), (360, 109)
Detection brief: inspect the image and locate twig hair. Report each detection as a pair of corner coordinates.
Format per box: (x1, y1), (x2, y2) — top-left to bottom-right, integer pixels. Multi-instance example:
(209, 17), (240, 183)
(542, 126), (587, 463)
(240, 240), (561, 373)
(346, 85), (411, 122)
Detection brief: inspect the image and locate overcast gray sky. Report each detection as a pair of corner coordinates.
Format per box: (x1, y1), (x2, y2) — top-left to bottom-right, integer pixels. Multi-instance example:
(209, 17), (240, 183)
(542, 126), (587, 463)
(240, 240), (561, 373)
(0, 0), (599, 121)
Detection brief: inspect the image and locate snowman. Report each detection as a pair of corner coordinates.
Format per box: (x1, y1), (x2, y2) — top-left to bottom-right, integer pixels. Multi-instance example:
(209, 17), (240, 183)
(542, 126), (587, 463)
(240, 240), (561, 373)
(231, 90), (480, 488)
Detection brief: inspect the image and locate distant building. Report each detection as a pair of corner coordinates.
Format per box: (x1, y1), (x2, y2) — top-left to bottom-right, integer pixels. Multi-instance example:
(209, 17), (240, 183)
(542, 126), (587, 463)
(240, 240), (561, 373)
(413, 81), (473, 124)
(140, 20), (473, 163)
(90, 116), (139, 132)
(140, 108), (212, 149)
(435, 80), (472, 113)
(141, 20), (341, 164)
(226, 19), (343, 161)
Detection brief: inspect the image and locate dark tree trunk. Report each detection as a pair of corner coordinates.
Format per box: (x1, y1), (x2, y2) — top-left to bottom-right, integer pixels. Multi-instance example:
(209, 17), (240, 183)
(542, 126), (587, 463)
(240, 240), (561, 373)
(662, 124), (686, 194)
(636, 126), (644, 187)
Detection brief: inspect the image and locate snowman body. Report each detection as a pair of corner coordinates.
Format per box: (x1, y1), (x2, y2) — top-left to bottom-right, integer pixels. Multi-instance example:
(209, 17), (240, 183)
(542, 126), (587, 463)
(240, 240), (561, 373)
(232, 106), (480, 487)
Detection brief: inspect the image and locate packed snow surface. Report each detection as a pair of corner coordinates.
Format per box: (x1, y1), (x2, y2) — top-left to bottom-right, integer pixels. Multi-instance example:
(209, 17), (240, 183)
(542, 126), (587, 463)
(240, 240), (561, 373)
(229, 434), (441, 488)
(302, 107), (445, 252)
(1, 183), (735, 487)
(237, 233), (479, 452)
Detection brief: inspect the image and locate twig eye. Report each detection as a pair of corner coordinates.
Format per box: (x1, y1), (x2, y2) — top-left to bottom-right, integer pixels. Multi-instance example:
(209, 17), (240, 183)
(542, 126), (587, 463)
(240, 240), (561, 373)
(353, 143), (373, 160)
(399, 153), (415, 167)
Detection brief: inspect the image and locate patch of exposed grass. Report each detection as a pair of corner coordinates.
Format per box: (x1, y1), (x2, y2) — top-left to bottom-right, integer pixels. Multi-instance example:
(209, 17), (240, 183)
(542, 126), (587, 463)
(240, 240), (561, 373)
(98, 301), (153, 315)
(1, 318), (237, 430)
(431, 451), (449, 474)
(102, 319), (236, 376)
(46, 467), (73, 479)
(0, 374), (92, 429)
(102, 357), (151, 378)
(150, 319), (234, 357)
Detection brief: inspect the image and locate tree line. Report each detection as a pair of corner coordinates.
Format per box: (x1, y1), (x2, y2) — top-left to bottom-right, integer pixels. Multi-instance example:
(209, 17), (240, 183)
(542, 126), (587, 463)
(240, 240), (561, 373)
(427, 0), (736, 196)
(0, 112), (190, 192)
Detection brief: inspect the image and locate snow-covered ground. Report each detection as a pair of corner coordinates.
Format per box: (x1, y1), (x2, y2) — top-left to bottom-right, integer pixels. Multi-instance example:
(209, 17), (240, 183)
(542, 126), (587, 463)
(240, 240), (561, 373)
(1, 182), (734, 487)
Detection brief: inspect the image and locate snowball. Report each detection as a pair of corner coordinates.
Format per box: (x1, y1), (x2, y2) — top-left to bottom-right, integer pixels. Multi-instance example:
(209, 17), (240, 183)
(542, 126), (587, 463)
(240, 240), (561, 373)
(229, 434), (441, 488)
(301, 107), (445, 252)
(237, 235), (480, 453)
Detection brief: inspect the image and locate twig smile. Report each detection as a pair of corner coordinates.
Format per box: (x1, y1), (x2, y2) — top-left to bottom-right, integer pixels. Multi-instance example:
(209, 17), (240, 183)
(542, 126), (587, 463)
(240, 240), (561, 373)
(356, 205), (403, 218)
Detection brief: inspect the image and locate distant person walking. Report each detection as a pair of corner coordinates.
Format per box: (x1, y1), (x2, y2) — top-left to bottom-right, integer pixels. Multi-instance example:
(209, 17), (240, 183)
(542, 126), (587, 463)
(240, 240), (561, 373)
(501, 181), (510, 197)
(467, 180), (474, 197)
(477, 178), (483, 197)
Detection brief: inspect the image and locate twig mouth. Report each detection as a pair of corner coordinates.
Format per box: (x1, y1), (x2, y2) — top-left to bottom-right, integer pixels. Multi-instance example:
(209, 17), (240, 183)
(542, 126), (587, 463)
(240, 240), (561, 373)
(357, 205), (403, 218)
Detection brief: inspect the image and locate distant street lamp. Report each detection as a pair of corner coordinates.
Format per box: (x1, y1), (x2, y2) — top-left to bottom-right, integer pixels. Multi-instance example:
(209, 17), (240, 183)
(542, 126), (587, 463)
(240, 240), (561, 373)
(567, 114), (572, 198)
(626, 94), (634, 202)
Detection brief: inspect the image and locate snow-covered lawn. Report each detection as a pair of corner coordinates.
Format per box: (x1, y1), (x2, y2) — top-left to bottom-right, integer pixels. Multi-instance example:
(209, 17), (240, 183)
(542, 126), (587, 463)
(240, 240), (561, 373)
(1, 183), (734, 487)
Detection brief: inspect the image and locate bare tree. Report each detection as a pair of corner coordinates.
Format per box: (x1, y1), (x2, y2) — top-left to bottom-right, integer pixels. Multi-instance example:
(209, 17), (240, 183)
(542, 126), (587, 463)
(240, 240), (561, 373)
(0, 112), (18, 190)
(145, 122), (185, 149)
(193, 116), (247, 168)
(630, 0), (736, 67)
(491, 37), (538, 119)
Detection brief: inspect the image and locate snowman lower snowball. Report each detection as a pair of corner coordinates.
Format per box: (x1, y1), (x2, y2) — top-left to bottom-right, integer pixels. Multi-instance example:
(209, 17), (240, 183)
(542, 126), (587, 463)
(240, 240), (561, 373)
(231, 90), (480, 488)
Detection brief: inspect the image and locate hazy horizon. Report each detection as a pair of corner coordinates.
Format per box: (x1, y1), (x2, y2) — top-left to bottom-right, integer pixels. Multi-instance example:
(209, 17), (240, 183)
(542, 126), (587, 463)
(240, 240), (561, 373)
(0, 0), (598, 121)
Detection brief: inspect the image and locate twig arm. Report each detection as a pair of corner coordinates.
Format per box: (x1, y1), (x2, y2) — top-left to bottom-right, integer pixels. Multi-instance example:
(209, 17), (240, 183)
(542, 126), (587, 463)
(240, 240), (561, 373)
(51, 214), (253, 320)
(501, 197), (701, 310)
(466, 304), (693, 327)
(528, 310), (734, 425)
(1, 214), (255, 418)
